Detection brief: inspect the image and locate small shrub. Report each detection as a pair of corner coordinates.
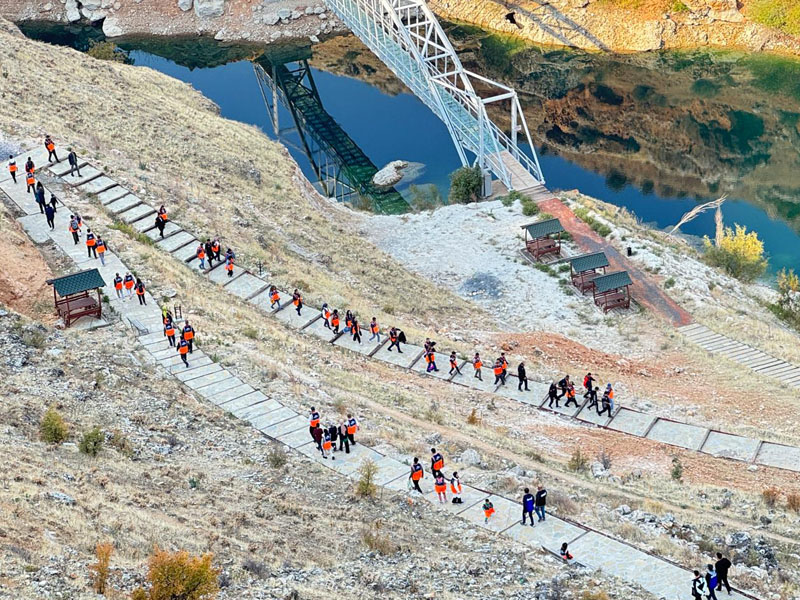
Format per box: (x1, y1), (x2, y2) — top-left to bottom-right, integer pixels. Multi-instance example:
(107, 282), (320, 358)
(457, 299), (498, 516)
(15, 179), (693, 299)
(521, 197), (540, 216)
(132, 547), (219, 600)
(567, 448), (589, 472)
(671, 457), (683, 482)
(87, 40), (129, 63)
(581, 590), (610, 600)
(109, 429), (134, 457)
(242, 327), (258, 340)
(448, 166), (482, 204)
(466, 407), (481, 425)
(574, 207), (612, 237)
(762, 486), (780, 508)
(267, 444), (287, 469)
(242, 558), (268, 579)
(664, 277), (676, 289)
(110, 221), (154, 246)
(361, 520), (397, 554)
(703, 224), (767, 282)
(355, 459), (378, 498)
(670, 0), (689, 11)
(597, 449), (612, 470)
(786, 493), (800, 512)
(22, 329), (47, 349)
(89, 541), (113, 594)
(40, 407), (69, 444)
(500, 195), (514, 207)
(79, 427), (104, 457)
(408, 183), (443, 211)
(748, 0), (800, 36)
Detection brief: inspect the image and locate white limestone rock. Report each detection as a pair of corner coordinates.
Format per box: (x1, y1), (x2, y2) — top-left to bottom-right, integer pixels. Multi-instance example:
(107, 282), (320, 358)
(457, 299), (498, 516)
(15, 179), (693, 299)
(65, 0), (81, 21)
(42, 3), (53, 11)
(194, 0), (224, 18)
(373, 160), (409, 187)
(177, 0), (193, 11)
(102, 16), (124, 36)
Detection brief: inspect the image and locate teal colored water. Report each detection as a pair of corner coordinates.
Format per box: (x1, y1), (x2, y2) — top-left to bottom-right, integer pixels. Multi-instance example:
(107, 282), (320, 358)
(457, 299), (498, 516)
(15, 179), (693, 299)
(17, 23), (800, 272)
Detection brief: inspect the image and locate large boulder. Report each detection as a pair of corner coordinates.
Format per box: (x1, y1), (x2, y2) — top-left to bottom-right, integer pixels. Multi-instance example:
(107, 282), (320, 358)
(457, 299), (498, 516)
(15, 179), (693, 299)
(64, 0), (81, 22)
(102, 16), (124, 36)
(178, 0), (193, 11)
(459, 449), (481, 466)
(372, 160), (408, 187)
(194, 0), (224, 18)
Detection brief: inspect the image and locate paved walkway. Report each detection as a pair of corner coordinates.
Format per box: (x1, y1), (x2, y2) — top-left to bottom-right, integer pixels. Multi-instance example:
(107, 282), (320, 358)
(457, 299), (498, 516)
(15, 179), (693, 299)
(2, 146), (758, 600)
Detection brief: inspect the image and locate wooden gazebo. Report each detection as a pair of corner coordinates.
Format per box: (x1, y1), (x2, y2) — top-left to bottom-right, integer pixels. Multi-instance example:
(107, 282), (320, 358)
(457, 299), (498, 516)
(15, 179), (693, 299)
(521, 218), (564, 261)
(592, 271), (633, 313)
(569, 252), (609, 294)
(47, 269), (106, 327)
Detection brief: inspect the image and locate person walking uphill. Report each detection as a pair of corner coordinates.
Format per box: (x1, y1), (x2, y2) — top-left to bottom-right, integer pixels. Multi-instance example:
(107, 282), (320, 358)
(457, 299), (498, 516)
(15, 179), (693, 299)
(522, 487), (535, 526)
(346, 414), (358, 445)
(182, 321), (195, 353)
(26, 170), (35, 194)
(691, 570), (706, 600)
(425, 348), (439, 372)
(85, 228), (97, 258)
(113, 273), (123, 299)
(25, 156), (35, 176)
(714, 553), (732, 595)
(176, 335), (190, 368)
(292, 289), (303, 316)
(35, 181), (46, 213)
(67, 148), (80, 177)
(44, 203), (55, 231)
(95, 236), (107, 266)
(338, 419), (350, 454)
(44, 135), (59, 162)
(369, 317), (380, 342)
(493, 359), (506, 386)
(548, 382), (559, 408)
(351, 318), (362, 344)
(535, 485), (547, 522)
(154, 213), (167, 239)
(164, 318), (176, 347)
(387, 326), (402, 352)
(482, 498), (495, 524)
(409, 457), (424, 493)
(705, 565), (719, 600)
(8, 156), (17, 183)
(430, 448), (444, 476)
(331, 309), (340, 335)
(517, 361), (529, 391)
(449, 471), (462, 504)
(434, 473), (447, 503)
(269, 286), (281, 311)
(135, 278), (147, 305)
(449, 352), (462, 376)
(583, 372), (595, 399)
(123, 272), (135, 298)
(196, 243), (206, 270)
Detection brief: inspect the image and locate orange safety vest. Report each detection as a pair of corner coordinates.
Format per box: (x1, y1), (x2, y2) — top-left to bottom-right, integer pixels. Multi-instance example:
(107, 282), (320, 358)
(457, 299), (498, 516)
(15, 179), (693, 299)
(26, 174), (34, 185)
(608, 389), (614, 399)
(8, 162), (16, 173)
(426, 352), (434, 363)
(322, 439), (332, 451)
(270, 289), (280, 302)
(136, 284), (145, 296)
(450, 480), (462, 495)
(124, 276), (134, 289)
(96, 241), (106, 254)
(225, 260), (234, 272)
(347, 418), (357, 435)
(431, 453), (443, 472)
(86, 233), (96, 247)
(310, 412), (320, 427)
(411, 464), (423, 481)
(474, 358), (482, 369)
(158, 209), (168, 221)
(183, 326), (194, 340)
(323, 308), (331, 320)
(178, 341), (189, 355)
(352, 322), (360, 334)
(370, 322), (378, 333)
(331, 315), (340, 327)
(46, 142), (54, 152)
(493, 364), (503, 376)
(434, 478), (446, 493)
(211, 242), (219, 253)
(484, 505), (495, 518)
(114, 277), (122, 290)
(390, 331), (397, 341)
(449, 357), (457, 368)
(164, 324), (175, 337)
(197, 246), (205, 259)
(293, 294), (302, 306)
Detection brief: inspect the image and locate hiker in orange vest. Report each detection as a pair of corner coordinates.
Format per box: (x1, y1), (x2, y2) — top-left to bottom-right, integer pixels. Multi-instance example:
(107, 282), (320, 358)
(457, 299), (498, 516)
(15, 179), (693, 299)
(434, 473), (447, 504)
(409, 457), (424, 493)
(68, 215), (80, 244)
(225, 255), (234, 277)
(176, 335), (190, 368)
(182, 321), (195, 353)
(351, 318), (362, 344)
(425, 349), (439, 373)
(157, 205), (168, 222)
(95, 236), (107, 265)
(211, 237), (221, 261)
(154, 213), (166, 239)
(113, 273), (123, 299)
(605, 383), (615, 412)
(123, 272), (135, 298)
(309, 407), (321, 439)
(343, 310), (353, 334)
(44, 135), (59, 162)
(583, 372), (596, 399)
(473, 352), (483, 381)
(387, 326), (401, 352)
(292, 289), (303, 316)
(164, 319), (176, 347)
(322, 429), (334, 460)
(321, 303), (331, 330)
(346, 414), (358, 445)
(269, 285), (281, 310)
(24, 156), (34, 175)
(564, 382), (579, 408)
(331, 309), (340, 334)
(368, 317), (380, 342)
(450, 471), (463, 504)
(196, 243), (206, 270)
(483, 498), (495, 524)
(85, 228), (98, 258)
(26, 171), (35, 194)
(430, 448), (444, 476)
(493, 359), (506, 386)
(449, 352), (462, 376)
(7, 156), (17, 183)
(135, 278), (147, 305)
(499, 352), (508, 378)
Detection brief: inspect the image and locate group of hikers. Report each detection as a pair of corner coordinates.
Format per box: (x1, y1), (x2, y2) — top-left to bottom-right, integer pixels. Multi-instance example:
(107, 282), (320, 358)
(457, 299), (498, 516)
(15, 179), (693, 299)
(692, 554), (734, 599)
(7, 136), (81, 191)
(308, 406), (359, 458)
(112, 271), (148, 305)
(548, 373), (616, 417)
(156, 306), (196, 367)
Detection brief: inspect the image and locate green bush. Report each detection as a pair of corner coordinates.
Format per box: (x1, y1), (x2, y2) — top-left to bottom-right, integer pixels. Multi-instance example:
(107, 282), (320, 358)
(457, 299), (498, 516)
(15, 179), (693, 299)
(749, 0), (800, 36)
(355, 459), (378, 498)
(521, 197), (540, 217)
(671, 457), (683, 481)
(574, 207), (612, 237)
(670, 0), (689, 12)
(87, 40), (129, 63)
(567, 448), (589, 472)
(40, 407), (69, 444)
(79, 426), (104, 457)
(448, 166), (482, 204)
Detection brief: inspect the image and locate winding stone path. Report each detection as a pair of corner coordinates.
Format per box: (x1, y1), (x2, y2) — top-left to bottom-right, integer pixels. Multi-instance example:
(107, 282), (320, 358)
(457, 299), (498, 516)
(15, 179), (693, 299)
(0, 146), (761, 600)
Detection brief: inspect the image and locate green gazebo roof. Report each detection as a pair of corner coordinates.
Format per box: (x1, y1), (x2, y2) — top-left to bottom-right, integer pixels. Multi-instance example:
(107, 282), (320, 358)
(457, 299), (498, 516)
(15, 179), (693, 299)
(570, 252), (609, 273)
(522, 218), (564, 239)
(48, 268), (106, 297)
(594, 271), (633, 294)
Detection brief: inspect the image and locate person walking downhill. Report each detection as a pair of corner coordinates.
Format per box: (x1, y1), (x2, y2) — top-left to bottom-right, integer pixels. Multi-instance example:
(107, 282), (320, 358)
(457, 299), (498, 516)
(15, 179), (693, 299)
(691, 570), (706, 600)
(409, 457), (424, 493)
(425, 348), (439, 373)
(35, 181), (46, 213)
(311, 424), (323, 456)
(583, 372), (596, 399)
(212, 237), (221, 262)
(321, 304), (331, 330)
(225, 254), (234, 278)
(387, 326), (402, 352)
(587, 386), (600, 413)
(24, 156), (35, 176)
(557, 375), (571, 400)
(292, 289), (303, 316)
(204, 239), (214, 269)
(269, 285), (281, 310)
(7, 155), (17, 183)
(499, 353), (509, 380)
(331, 309), (340, 335)
(309, 407), (321, 439)
(68, 215), (80, 244)
(522, 488), (535, 526)
(430, 448), (444, 477)
(346, 414), (358, 446)
(548, 382), (559, 408)
(482, 498), (495, 524)
(559, 543), (575, 564)
(449, 352), (462, 376)
(605, 383), (615, 412)
(176, 334), (190, 368)
(321, 429), (333, 460)
(154, 213), (166, 238)
(343, 311), (354, 335)
(434, 473), (448, 503)
(338, 419), (350, 454)
(26, 170), (35, 194)
(517, 361), (529, 391)
(157, 205), (168, 223)
(564, 382), (579, 408)
(449, 471), (463, 504)
(164, 318), (176, 347)
(44, 203), (55, 231)
(49, 192), (58, 214)
(113, 273), (123, 299)
(327, 422), (339, 455)
(123, 272), (135, 298)
(535, 485), (547, 522)
(705, 565), (719, 600)
(95, 236), (107, 266)
(714, 553), (732, 595)
(67, 148), (80, 177)
(196, 243), (206, 270)
(44, 135), (59, 162)
(493, 359), (506, 386)
(351, 318), (362, 344)
(182, 321), (195, 353)
(472, 352), (483, 380)
(369, 317), (380, 343)
(85, 228), (98, 258)
(598, 388), (612, 417)
(135, 278), (147, 305)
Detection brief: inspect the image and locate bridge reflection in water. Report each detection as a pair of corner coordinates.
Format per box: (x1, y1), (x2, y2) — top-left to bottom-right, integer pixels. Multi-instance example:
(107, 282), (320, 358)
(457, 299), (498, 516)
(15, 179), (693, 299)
(253, 47), (410, 214)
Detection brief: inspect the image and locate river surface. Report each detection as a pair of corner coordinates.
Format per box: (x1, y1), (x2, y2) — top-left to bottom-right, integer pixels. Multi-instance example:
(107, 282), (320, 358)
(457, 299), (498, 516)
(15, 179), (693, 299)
(19, 23), (800, 272)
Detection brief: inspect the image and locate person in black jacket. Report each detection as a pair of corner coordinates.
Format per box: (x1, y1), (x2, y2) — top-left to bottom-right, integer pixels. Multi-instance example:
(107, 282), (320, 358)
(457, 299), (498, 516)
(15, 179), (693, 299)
(35, 182), (46, 213)
(548, 382), (559, 408)
(714, 553), (731, 594)
(517, 362), (529, 391)
(67, 149), (81, 177)
(691, 570), (705, 600)
(44, 203), (55, 230)
(534, 485), (547, 522)
(327, 423), (338, 455)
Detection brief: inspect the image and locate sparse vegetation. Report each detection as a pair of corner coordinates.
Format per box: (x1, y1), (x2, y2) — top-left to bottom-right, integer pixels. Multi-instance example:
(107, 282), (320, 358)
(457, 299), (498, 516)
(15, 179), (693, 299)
(448, 166), (483, 204)
(267, 444), (287, 469)
(762, 486), (780, 508)
(787, 492), (800, 512)
(131, 547), (219, 600)
(768, 268), (800, 331)
(671, 457), (683, 482)
(521, 196), (540, 217)
(748, 0), (800, 36)
(597, 449), (612, 470)
(79, 426), (104, 457)
(87, 40), (130, 63)
(466, 407), (482, 425)
(361, 520), (398, 554)
(110, 221), (155, 246)
(567, 448), (589, 472)
(574, 207), (612, 237)
(40, 407), (69, 444)
(703, 224), (767, 282)
(355, 459), (379, 498)
(664, 277), (676, 289)
(109, 429), (134, 457)
(89, 542), (113, 595)
(408, 183), (444, 211)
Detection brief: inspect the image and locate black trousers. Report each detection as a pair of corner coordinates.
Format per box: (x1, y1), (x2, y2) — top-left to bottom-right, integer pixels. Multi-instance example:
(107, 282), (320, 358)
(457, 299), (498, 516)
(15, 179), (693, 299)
(347, 432), (355, 445)
(388, 340), (401, 352)
(411, 478), (422, 493)
(565, 397), (579, 408)
(518, 377), (529, 391)
(48, 149), (59, 162)
(717, 573), (730, 593)
(180, 353), (188, 367)
(353, 331), (361, 343)
(46, 216), (54, 229)
(38, 201), (44, 214)
(88, 245), (97, 258)
(167, 335), (175, 347)
(72, 232), (79, 244)
(339, 436), (350, 453)
(522, 509), (534, 524)
(598, 405), (611, 417)
(548, 396), (559, 408)
(70, 164), (80, 177)
(474, 369), (482, 380)
(10, 172), (15, 183)
(187, 339), (193, 353)
(137, 294), (146, 305)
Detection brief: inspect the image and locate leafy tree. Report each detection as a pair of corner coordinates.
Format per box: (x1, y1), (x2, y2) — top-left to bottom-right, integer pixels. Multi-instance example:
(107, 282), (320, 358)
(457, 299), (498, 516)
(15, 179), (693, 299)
(448, 166), (483, 204)
(703, 224), (767, 282)
(89, 542), (113, 594)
